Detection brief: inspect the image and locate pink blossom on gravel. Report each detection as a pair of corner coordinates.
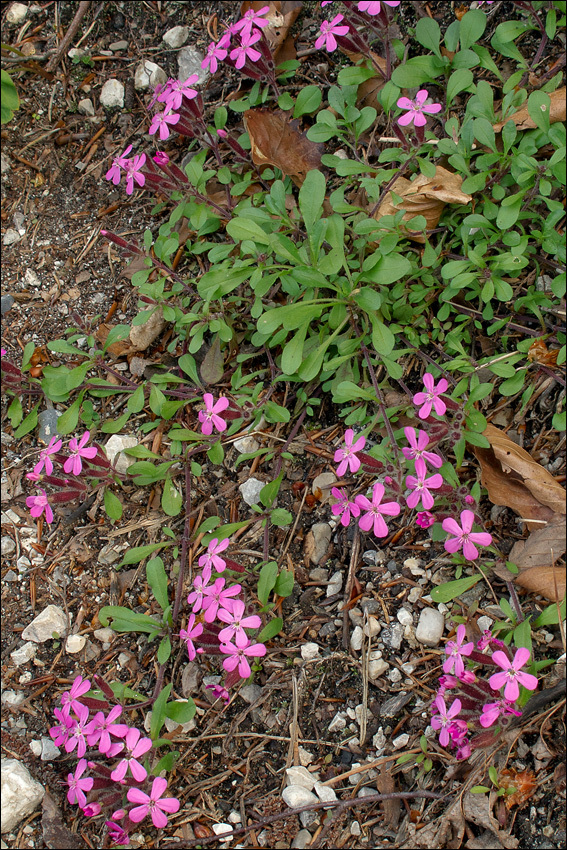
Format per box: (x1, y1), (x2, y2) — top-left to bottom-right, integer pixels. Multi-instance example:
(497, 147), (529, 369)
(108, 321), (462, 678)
(442, 510), (492, 560)
(489, 648), (538, 703)
(63, 431), (97, 476)
(66, 759), (93, 808)
(330, 486), (361, 527)
(397, 89), (442, 127)
(26, 490), (54, 524)
(34, 435), (62, 476)
(405, 457), (443, 510)
(334, 429), (366, 476)
(221, 640), (267, 679)
(199, 537), (229, 572)
(127, 777), (180, 829)
(198, 393), (229, 435)
(355, 482), (401, 538)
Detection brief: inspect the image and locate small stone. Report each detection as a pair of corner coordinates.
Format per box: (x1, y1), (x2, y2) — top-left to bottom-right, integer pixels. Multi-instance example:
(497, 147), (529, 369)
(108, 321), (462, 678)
(301, 642), (320, 661)
(24, 268), (40, 287)
(228, 811), (241, 824)
(109, 40), (128, 51)
(181, 662), (202, 697)
(40, 737), (60, 761)
(314, 781), (337, 802)
(1, 536), (15, 555)
(233, 434), (260, 454)
(68, 47), (88, 59)
(78, 97), (95, 116)
(328, 712), (347, 733)
(37, 408), (61, 444)
(239, 477), (265, 507)
(3, 228), (21, 246)
(10, 642), (37, 667)
(134, 60), (167, 91)
(97, 543), (122, 565)
(368, 657), (389, 680)
(177, 46), (208, 84)
(65, 634), (86, 654)
(298, 746), (314, 766)
(363, 616), (381, 638)
(212, 823), (234, 840)
(100, 79), (125, 108)
(309, 567), (328, 582)
(392, 733), (410, 750)
(282, 785), (319, 809)
(477, 615), (493, 632)
(380, 692), (412, 717)
(239, 684), (263, 704)
(104, 434), (138, 473)
(381, 622), (404, 650)
(415, 608), (445, 647)
(291, 829), (313, 849)
(6, 3), (28, 24)
(2, 690), (25, 707)
(388, 668), (402, 683)
(326, 569), (343, 597)
(306, 522), (332, 564)
(29, 740), (42, 757)
(21, 605), (69, 643)
(350, 821), (361, 836)
(0, 759), (45, 833)
(1, 295), (15, 315)
(163, 25), (190, 48)
(17, 555), (30, 572)
(350, 626), (363, 651)
(3, 570), (18, 582)
(93, 627), (115, 645)
(299, 811), (319, 829)
(312, 472), (337, 504)
(348, 764), (362, 784)
(1, 151), (11, 174)
(397, 609), (413, 627)
(358, 785), (377, 798)
(408, 586), (422, 604)
(286, 766), (316, 790)
(404, 557), (423, 575)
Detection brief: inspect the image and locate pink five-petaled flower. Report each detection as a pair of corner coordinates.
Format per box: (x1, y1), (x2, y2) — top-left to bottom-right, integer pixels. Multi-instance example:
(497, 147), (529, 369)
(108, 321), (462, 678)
(430, 695), (462, 747)
(230, 28), (262, 68)
(202, 33), (231, 73)
(187, 565), (212, 613)
(105, 145), (133, 184)
(479, 698), (522, 728)
(232, 5), (270, 39)
(443, 624), (474, 678)
(105, 821), (130, 846)
(358, 1), (400, 13)
(60, 675), (91, 715)
(198, 393), (229, 435)
(405, 457), (443, 511)
(63, 431), (97, 476)
(397, 89), (442, 127)
(334, 429), (366, 476)
(64, 702), (91, 758)
(402, 427), (442, 468)
(330, 486), (361, 527)
(127, 777), (180, 829)
(218, 599), (262, 648)
(489, 648), (538, 703)
(199, 537), (230, 573)
(85, 705), (129, 755)
(110, 727), (152, 783)
(123, 153), (146, 196)
(66, 759), (93, 809)
(158, 75), (199, 110)
(179, 613), (204, 661)
(83, 803), (102, 817)
(205, 683), (230, 703)
(34, 435), (63, 476)
(221, 640), (267, 679)
(442, 510), (492, 560)
(416, 510), (435, 529)
(26, 490), (54, 524)
(49, 707), (75, 747)
(355, 482), (401, 538)
(315, 14), (350, 52)
(202, 578), (241, 623)
(412, 373), (449, 419)
(153, 150), (169, 166)
(148, 108), (180, 141)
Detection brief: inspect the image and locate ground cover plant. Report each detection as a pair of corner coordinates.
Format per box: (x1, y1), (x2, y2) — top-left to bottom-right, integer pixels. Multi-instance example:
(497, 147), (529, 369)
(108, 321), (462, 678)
(1, 1), (566, 848)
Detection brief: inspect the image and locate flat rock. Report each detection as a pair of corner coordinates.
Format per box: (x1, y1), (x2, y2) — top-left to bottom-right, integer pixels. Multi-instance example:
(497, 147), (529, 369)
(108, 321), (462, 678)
(415, 608), (445, 647)
(314, 781), (337, 802)
(282, 785), (319, 809)
(328, 712), (346, 733)
(129, 307), (166, 350)
(312, 472), (337, 504)
(10, 642), (37, 666)
(239, 683), (263, 704)
(39, 737), (60, 761)
(37, 409), (60, 444)
(3, 228), (21, 246)
(239, 477), (265, 507)
(1, 759), (45, 833)
(300, 642), (320, 661)
(291, 829), (313, 849)
(1, 295), (15, 315)
(181, 662), (202, 697)
(65, 633), (87, 654)
(368, 657), (389, 680)
(350, 626), (363, 651)
(109, 40), (128, 51)
(286, 766), (316, 791)
(78, 97), (95, 116)
(100, 79), (124, 108)
(6, 3), (28, 24)
(104, 434), (138, 473)
(177, 45), (208, 84)
(305, 522), (332, 564)
(233, 434), (260, 454)
(1, 536), (16, 555)
(163, 26), (189, 48)
(21, 605), (69, 643)
(134, 60), (167, 91)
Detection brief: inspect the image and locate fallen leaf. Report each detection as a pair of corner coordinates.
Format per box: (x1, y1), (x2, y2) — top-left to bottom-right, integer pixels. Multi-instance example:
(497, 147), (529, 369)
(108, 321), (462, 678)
(244, 108), (323, 186)
(372, 166), (472, 243)
(506, 517), (566, 602)
(200, 334), (225, 385)
(129, 307), (166, 351)
(42, 791), (88, 849)
(340, 50), (387, 111)
(527, 338), (560, 368)
(95, 322), (136, 358)
(462, 791), (518, 849)
(493, 87), (566, 132)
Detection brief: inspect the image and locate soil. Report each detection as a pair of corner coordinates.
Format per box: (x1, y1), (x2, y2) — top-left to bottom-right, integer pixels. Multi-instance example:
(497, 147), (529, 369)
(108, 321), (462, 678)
(1, 2), (565, 850)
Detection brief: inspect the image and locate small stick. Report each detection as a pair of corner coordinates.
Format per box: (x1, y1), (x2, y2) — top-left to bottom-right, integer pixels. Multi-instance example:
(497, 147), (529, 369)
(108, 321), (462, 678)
(45, 1), (91, 73)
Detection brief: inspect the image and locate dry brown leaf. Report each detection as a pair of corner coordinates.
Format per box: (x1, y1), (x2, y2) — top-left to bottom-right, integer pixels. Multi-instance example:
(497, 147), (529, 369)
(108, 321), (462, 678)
(340, 50), (387, 111)
(462, 792), (518, 849)
(493, 87), (566, 132)
(244, 108), (323, 186)
(373, 166), (472, 243)
(239, 1), (302, 62)
(506, 517), (566, 602)
(129, 307), (166, 352)
(95, 323), (136, 358)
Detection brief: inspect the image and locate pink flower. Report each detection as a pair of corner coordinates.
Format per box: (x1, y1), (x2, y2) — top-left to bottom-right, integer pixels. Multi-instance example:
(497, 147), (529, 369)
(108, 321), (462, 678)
(221, 640), (267, 679)
(199, 537), (230, 573)
(202, 34), (230, 73)
(110, 727), (152, 783)
(187, 566), (212, 613)
(158, 75), (199, 110)
(405, 458), (443, 510)
(315, 14), (350, 52)
(489, 648), (538, 703)
(358, 0), (400, 13)
(34, 435), (62, 476)
(82, 803), (102, 817)
(330, 487), (361, 527)
(67, 759), (93, 808)
(402, 427), (442, 468)
(230, 29), (262, 68)
(65, 702), (91, 758)
(355, 482), (401, 538)
(202, 578), (241, 623)
(205, 683), (230, 703)
(127, 777), (180, 829)
(105, 145), (133, 184)
(397, 89), (442, 127)
(198, 393), (229, 435)
(49, 707), (75, 747)
(479, 699), (522, 728)
(85, 705), (128, 754)
(0, 348), (6, 356)
(180, 613), (204, 661)
(153, 150), (169, 166)
(443, 624), (474, 678)
(26, 490), (54, 524)
(63, 431), (97, 476)
(148, 108), (180, 141)
(218, 599), (262, 648)
(123, 153), (146, 195)
(105, 821), (130, 846)
(412, 373), (448, 419)
(430, 695), (462, 747)
(442, 510), (492, 560)
(334, 429), (366, 476)
(60, 675), (91, 715)
(232, 6), (270, 39)
(416, 510), (435, 529)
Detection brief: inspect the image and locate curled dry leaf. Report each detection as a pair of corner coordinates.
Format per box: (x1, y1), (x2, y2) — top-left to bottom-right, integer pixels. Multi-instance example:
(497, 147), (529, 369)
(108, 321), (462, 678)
(372, 166), (472, 243)
(129, 306), (166, 351)
(244, 108), (323, 186)
(239, 1), (302, 62)
(507, 517), (566, 602)
(462, 791), (519, 849)
(493, 87), (566, 132)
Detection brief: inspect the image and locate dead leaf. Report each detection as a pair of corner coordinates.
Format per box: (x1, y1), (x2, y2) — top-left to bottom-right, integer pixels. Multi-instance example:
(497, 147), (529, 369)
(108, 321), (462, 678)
(239, 1), (302, 62)
(340, 50), (387, 111)
(129, 307), (166, 351)
(376, 764), (400, 827)
(506, 517), (566, 601)
(493, 87), (566, 132)
(95, 322), (136, 358)
(372, 166), (472, 243)
(527, 338), (560, 368)
(244, 108), (323, 186)
(200, 334), (225, 385)
(42, 791), (88, 849)
(462, 791), (518, 849)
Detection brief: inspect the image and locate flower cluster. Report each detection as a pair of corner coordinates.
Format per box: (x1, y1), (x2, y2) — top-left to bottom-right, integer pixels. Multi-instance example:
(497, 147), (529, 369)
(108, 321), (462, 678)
(49, 675), (180, 845)
(430, 626), (538, 759)
(202, 6), (277, 84)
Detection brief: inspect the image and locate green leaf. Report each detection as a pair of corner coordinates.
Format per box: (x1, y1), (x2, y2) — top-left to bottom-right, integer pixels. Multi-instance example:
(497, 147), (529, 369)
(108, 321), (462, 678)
(258, 561), (278, 607)
(1, 69), (19, 123)
(278, 92), (294, 110)
(98, 606), (163, 635)
(165, 699), (196, 724)
(362, 253), (412, 285)
(391, 56), (445, 88)
(430, 575), (481, 604)
(104, 489), (123, 521)
(7, 396), (22, 428)
(258, 617), (283, 642)
(158, 635), (172, 665)
(119, 542), (167, 566)
(161, 476), (182, 516)
(499, 370), (526, 396)
(103, 325), (131, 352)
(281, 325), (307, 375)
(100, 410), (131, 434)
(332, 381), (376, 403)
(294, 85), (322, 118)
(274, 569), (294, 598)
(534, 597), (566, 628)
(527, 90), (551, 134)
(447, 69), (474, 105)
(200, 333), (225, 385)
(459, 9), (487, 50)
(371, 318), (395, 357)
(260, 471), (285, 509)
(299, 169), (326, 234)
(473, 117), (496, 150)
(270, 508), (293, 527)
(146, 556), (169, 612)
(226, 217), (271, 245)
(14, 405), (39, 438)
(150, 683), (172, 741)
(263, 400), (291, 423)
(178, 353), (201, 385)
(56, 394), (83, 434)
(415, 17), (442, 58)
(207, 440), (224, 465)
